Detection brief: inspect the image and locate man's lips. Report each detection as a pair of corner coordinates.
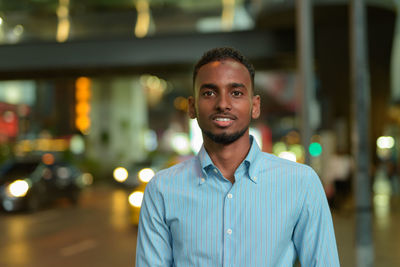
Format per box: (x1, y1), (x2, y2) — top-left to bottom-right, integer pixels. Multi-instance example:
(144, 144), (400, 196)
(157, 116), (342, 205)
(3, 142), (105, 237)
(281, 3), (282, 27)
(210, 114), (236, 127)
(210, 113), (237, 120)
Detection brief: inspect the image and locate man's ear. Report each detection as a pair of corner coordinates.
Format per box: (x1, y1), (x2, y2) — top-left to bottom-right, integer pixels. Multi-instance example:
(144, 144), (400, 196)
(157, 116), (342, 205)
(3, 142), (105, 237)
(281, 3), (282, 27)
(188, 96), (197, 119)
(251, 95), (261, 119)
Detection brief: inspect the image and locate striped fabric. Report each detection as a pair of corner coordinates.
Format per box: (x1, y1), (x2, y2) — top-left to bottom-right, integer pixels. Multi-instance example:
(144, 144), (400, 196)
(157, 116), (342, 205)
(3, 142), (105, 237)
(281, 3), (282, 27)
(136, 137), (340, 267)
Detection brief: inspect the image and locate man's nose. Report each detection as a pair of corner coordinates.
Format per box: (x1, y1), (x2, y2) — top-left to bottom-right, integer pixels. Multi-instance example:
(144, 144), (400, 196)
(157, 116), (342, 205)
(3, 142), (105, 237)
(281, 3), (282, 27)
(215, 93), (231, 111)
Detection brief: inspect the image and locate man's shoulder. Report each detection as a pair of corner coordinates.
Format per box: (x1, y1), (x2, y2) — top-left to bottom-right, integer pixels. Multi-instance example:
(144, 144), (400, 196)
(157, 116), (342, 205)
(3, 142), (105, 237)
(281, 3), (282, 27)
(258, 151), (314, 172)
(149, 156), (198, 184)
(256, 152), (320, 188)
(145, 156), (199, 196)
(159, 155), (197, 174)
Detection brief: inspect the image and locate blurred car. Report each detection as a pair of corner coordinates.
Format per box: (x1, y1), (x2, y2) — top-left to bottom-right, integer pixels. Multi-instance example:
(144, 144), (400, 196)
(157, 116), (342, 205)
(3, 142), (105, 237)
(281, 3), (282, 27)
(112, 158), (164, 225)
(0, 156), (83, 212)
(127, 167), (156, 225)
(113, 160), (156, 188)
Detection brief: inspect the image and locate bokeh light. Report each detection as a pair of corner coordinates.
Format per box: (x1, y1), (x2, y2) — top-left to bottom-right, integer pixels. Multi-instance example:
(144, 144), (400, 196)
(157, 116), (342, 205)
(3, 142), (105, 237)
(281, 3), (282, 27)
(309, 142), (322, 157)
(129, 191), (144, 208)
(113, 167), (129, 183)
(138, 168), (155, 183)
(8, 180), (30, 198)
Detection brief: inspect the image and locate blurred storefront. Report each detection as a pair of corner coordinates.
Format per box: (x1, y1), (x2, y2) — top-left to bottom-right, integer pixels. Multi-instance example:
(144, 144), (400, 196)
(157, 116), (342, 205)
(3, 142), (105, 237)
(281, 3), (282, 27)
(0, 0), (398, 190)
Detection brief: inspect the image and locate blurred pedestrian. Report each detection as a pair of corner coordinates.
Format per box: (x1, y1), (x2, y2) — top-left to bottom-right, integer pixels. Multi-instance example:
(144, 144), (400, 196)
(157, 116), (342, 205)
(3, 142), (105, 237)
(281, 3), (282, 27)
(325, 149), (353, 208)
(136, 47), (340, 266)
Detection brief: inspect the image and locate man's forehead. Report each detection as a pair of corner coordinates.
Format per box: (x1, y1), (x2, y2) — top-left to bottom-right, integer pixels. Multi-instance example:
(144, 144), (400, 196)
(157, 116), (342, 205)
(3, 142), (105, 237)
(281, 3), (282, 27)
(193, 58), (254, 95)
(196, 59), (250, 81)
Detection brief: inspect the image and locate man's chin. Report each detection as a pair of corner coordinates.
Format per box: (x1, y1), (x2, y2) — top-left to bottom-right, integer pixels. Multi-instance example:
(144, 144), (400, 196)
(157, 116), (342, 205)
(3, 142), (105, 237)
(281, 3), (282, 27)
(202, 128), (248, 145)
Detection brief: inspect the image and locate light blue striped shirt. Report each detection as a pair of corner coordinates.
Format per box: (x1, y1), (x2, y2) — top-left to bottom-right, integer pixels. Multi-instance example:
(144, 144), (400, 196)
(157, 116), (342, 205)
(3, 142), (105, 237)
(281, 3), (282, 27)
(136, 137), (340, 266)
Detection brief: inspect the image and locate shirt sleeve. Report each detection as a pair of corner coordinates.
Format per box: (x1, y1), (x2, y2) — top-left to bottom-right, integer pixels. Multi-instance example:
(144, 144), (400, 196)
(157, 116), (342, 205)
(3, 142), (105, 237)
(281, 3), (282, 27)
(293, 169), (340, 266)
(135, 177), (173, 267)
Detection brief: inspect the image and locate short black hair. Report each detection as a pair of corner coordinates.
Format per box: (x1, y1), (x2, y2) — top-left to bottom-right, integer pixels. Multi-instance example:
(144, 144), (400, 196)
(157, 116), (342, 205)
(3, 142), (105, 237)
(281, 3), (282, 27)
(192, 47), (255, 91)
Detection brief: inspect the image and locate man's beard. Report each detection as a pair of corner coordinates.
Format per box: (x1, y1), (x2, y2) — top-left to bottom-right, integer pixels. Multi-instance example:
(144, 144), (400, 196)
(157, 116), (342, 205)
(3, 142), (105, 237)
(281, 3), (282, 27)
(202, 126), (249, 145)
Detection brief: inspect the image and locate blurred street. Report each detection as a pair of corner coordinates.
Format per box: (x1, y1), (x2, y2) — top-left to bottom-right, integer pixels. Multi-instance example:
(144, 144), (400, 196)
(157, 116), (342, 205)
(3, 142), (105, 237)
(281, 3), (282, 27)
(333, 195), (400, 267)
(0, 184), (399, 267)
(0, 185), (137, 267)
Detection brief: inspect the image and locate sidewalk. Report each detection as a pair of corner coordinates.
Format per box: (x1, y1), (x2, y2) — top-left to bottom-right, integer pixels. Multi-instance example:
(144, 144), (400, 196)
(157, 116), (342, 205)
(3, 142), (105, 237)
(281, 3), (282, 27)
(332, 195), (400, 266)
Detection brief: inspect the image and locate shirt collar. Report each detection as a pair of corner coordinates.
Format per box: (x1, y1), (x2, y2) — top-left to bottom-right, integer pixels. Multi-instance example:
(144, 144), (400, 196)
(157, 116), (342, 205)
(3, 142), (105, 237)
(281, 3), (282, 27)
(197, 143), (214, 184)
(196, 135), (262, 184)
(243, 136), (262, 183)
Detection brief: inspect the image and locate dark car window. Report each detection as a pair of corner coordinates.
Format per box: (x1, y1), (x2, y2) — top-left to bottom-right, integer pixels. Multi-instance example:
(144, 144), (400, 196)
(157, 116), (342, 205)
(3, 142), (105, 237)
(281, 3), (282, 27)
(0, 162), (40, 181)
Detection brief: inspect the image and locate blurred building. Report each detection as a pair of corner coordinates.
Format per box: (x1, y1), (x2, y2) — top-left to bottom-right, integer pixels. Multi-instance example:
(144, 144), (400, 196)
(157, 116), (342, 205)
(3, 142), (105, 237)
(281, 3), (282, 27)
(0, 0), (398, 183)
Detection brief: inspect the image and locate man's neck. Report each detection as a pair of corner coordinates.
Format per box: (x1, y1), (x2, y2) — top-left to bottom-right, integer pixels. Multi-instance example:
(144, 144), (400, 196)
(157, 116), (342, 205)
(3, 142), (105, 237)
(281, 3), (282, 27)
(203, 132), (251, 184)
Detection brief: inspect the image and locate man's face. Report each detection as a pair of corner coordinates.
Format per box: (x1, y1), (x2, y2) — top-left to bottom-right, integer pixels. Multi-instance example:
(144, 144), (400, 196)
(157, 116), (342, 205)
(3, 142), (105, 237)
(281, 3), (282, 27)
(188, 59), (260, 145)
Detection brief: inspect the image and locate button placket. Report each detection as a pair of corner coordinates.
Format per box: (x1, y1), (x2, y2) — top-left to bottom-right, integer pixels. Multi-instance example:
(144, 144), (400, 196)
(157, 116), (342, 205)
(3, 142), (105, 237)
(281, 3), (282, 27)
(223, 182), (238, 267)
(223, 186), (234, 267)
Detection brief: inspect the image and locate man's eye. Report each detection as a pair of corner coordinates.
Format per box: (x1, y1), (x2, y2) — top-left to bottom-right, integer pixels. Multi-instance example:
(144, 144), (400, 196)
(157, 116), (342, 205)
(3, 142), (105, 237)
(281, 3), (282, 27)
(232, 91), (243, 97)
(202, 91), (215, 97)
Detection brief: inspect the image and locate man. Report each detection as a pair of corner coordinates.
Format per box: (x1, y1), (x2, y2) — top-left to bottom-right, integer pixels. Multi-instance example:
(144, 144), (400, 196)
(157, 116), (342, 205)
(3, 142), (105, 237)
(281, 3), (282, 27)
(136, 47), (340, 266)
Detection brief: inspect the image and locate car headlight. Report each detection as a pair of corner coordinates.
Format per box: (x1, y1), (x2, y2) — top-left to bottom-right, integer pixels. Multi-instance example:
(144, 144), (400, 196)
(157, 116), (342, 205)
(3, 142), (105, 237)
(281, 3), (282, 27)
(128, 191), (144, 208)
(7, 179), (30, 198)
(113, 167), (128, 183)
(138, 168), (155, 183)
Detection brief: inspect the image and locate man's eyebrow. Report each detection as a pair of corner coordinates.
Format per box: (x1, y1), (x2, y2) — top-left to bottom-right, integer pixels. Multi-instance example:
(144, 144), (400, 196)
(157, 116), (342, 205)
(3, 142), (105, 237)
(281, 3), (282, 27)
(199, 83), (218, 90)
(230, 82), (246, 89)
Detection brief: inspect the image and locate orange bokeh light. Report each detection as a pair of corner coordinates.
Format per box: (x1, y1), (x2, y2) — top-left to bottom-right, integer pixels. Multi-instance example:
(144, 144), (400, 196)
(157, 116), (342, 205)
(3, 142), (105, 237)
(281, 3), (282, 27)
(42, 153), (55, 165)
(75, 102), (90, 115)
(75, 117), (90, 132)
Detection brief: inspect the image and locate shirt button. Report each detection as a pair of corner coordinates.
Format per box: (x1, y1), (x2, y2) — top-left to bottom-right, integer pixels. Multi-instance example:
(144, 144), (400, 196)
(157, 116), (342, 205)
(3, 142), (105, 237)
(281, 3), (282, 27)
(200, 178), (205, 182)
(253, 177), (257, 181)
(213, 168), (218, 173)
(227, 193), (233, 199)
(227, 229), (232, 235)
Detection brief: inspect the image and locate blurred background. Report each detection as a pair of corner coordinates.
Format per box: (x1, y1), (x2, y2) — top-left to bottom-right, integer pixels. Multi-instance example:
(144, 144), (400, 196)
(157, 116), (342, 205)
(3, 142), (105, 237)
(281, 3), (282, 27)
(0, 0), (399, 266)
